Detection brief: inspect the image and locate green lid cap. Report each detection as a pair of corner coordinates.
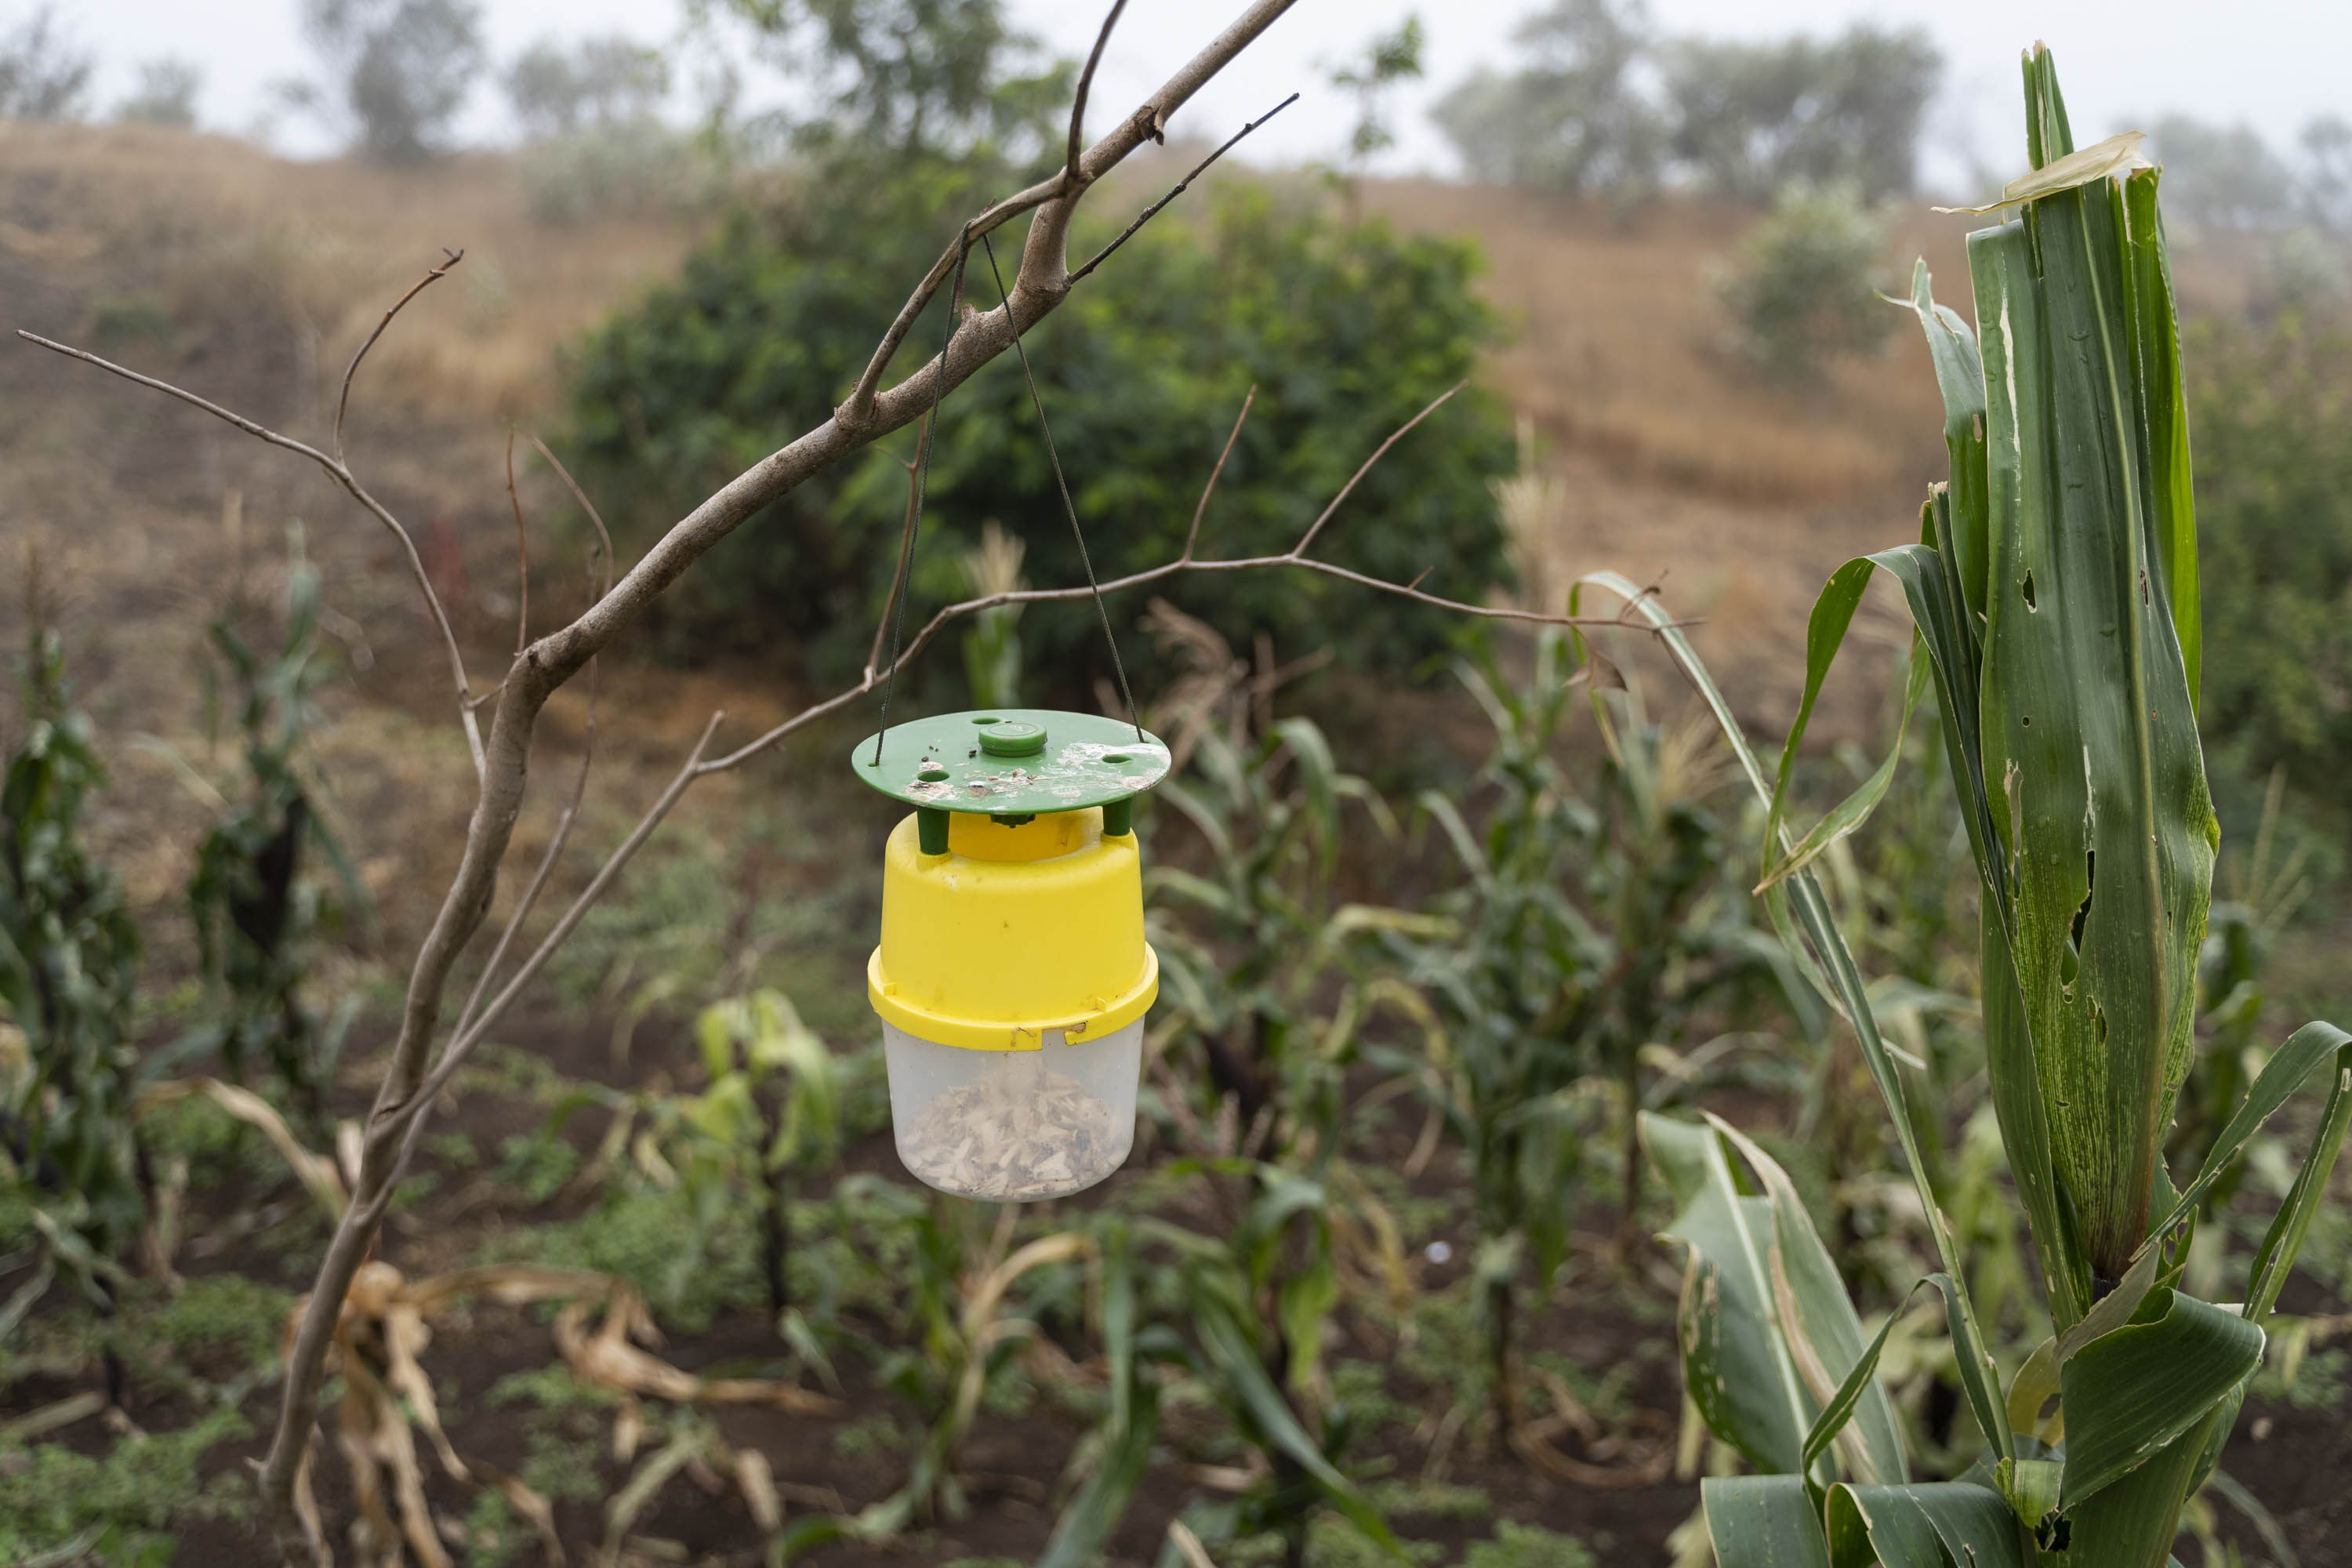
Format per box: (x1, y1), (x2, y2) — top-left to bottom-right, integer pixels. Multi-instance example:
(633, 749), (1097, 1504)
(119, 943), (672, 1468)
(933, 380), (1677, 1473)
(978, 720), (1047, 757)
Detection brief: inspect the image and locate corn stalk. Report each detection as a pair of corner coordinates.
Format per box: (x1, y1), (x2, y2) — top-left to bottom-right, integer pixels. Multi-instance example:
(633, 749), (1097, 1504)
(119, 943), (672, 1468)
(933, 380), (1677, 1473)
(1597, 44), (2352, 1568)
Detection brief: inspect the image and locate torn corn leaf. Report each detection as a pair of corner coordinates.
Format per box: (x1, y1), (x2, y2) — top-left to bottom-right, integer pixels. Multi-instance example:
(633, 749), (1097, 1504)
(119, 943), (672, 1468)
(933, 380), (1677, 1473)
(1933, 129), (2153, 215)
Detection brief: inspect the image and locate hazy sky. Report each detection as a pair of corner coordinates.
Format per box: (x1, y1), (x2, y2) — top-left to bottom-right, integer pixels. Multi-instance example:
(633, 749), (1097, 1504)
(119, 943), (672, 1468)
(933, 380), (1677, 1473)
(56, 0), (2352, 191)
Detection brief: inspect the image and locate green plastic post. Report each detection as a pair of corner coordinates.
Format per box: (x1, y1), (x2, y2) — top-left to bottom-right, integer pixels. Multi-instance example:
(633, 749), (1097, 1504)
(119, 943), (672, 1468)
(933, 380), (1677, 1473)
(917, 807), (950, 855)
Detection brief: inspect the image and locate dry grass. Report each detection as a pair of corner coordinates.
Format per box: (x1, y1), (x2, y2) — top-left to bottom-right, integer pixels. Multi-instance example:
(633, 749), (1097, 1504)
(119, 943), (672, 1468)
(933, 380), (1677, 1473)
(1362, 178), (1973, 733)
(0, 121), (696, 423)
(1367, 178), (1962, 510)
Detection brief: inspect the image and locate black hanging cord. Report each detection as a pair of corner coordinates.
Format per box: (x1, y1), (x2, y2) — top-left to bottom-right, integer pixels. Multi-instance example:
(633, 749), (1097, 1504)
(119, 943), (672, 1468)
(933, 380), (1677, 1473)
(872, 228), (975, 765)
(976, 229), (1144, 742)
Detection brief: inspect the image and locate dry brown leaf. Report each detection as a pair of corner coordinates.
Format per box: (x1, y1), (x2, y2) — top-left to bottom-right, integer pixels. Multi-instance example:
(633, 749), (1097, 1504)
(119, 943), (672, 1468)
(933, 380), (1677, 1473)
(383, 1301), (469, 1482)
(396, 1265), (619, 1316)
(475, 1464), (564, 1566)
(735, 1449), (782, 1534)
(612, 1396), (644, 1465)
(292, 1435), (336, 1568)
(1933, 129), (2154, 215)
(0, 1390), (105, 1442)
(1167, 1519), (1221, 1568)
(139, 1077), (346, 1220)
(554, 1289), (840, 1416)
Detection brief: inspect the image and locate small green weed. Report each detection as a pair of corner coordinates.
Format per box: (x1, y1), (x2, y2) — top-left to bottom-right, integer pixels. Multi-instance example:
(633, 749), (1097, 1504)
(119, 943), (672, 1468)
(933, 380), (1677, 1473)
(833, 1412), (906, 1460)
(0, 1409), (249, 1566)
(1464, 1521), (1599, 1568)
(494, 1131), (582, 1203)
(485, 1364), (621, 1507)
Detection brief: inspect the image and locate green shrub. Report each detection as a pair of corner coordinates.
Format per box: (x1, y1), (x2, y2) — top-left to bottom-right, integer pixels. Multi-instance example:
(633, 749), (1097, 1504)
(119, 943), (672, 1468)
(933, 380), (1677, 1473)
(560, 175), (1512, 691)
(1713, 180), (1892, 379)
(2190, 311), (2352, 839)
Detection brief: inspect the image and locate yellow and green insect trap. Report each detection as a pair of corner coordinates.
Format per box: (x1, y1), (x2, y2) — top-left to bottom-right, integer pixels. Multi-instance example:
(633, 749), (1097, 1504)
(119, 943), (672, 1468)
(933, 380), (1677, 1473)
(854, 709), (1168, 1201)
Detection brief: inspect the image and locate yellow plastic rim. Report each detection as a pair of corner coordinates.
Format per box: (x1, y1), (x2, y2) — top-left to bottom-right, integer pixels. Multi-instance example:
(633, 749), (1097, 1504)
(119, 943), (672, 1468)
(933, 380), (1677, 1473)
(868, 943), (1159, 1051)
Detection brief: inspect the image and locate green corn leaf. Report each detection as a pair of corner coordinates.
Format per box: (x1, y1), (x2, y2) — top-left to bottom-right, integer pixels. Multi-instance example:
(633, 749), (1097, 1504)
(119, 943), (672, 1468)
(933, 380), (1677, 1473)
(2120, 166), (2199, 707)
(1037, 1245), (1160, 1568)
(1701, 1475), (1832, 1568)
(2057, 1401), (2230, 1568)
(1190, 1292), (1402, 1558)
(1799, 1276), (1964, 1482)
(2139, 1022), (2352, 1265)
(1982, 902), (2089, 1328)
(1035, 1383), (1159, 1568)
(1642, 1112), (1812, 1475)
(1272, 717), (1342, 880)
(1823, 1483), (2029, 1568)
(2057, 1288), (2262, 1509)
(1970, 150), (2218, 1281)
(1415, 788), (1492, 891)
(1147, 867), (1246, 921)
(1756, 554), (1930, 891)
(1707, 1116), (1909, 1486)
(1887, 260), (1991, 622)
(1582, 569), (2013, 1468)
(2244, 1044), (2352, 1323)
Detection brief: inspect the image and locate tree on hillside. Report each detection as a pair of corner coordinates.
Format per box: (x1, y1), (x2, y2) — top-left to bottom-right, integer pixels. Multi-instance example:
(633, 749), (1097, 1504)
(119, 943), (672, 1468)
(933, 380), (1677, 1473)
(707, 0), (1070, 167)
(1712, 180), (1890, 379)
(1662, 24), (1940, 202)
(114, 58), (202, 128)
(2147, 114), (2300, 231)
(2304, 115), (2352, 230)
(1328, 14), (1425, 168)
(0, 5), (92, 121)
(1432, 5), (1940, 204)
(1431, 0), (1661, 197)
(293, 0), (485, 161)
(504, 34), (669, 140)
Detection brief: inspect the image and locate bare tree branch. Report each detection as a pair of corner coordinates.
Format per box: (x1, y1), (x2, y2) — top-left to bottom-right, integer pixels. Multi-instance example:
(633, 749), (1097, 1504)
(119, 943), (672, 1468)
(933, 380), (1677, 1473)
(1071, 90), (1300, 285)
(527, 434), (615, 576)
(503, 429), (529, 657)
(838, 0), (1298, 430)
(865, 445), (923, 681)
(1069, 1), (1129, 182)
(16, 321), (485, 777)
(423, 708), (722, 1112)
(452, 546), (605, 1045)
(1295, 379), (1468, 557)
(336, 247), (461, 463)
(1187, 387), (1255, 560)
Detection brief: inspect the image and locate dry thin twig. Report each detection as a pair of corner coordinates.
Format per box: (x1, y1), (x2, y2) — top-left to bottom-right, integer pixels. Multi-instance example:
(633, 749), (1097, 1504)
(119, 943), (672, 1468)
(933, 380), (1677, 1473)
(336, 247), (461, 462)
(1186, 386), (1255, 560)
(503, 429), (529, 657)
(1068, 0), (1129, 181)
(19, 301), (485, 778)
(1073, 92), (1301, 285)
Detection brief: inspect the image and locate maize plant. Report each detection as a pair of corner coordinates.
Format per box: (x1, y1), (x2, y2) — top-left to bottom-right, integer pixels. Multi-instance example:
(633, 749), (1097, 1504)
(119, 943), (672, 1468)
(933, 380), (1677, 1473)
(1588, 45), (2352, 1568)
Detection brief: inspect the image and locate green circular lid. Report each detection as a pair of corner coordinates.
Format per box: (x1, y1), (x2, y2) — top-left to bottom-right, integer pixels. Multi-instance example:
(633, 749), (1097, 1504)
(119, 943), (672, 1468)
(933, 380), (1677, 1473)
(851, 709), (1170, 815)
(978, 720), (1047, 757)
